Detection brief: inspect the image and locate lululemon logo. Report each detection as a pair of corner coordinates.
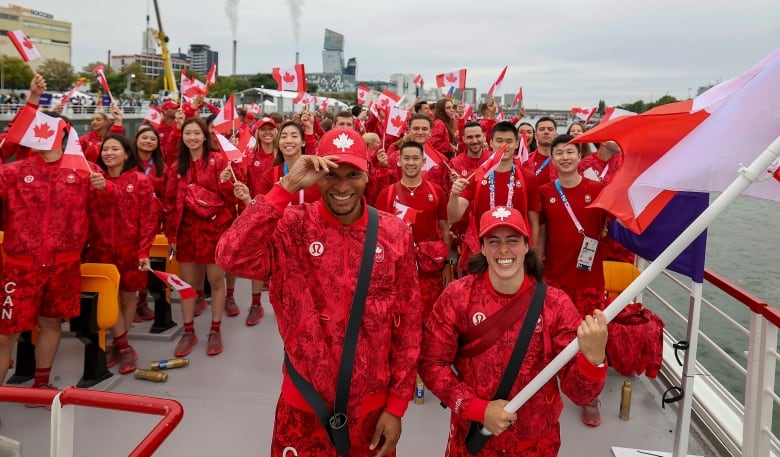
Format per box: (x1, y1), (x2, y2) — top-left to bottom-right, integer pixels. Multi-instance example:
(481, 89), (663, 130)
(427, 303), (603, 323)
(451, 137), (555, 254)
(66, 174), (76, 183)
(472, 312), (486, 326)
(254, 160), (260, 167)
(535, 316), (543, 333)
(309, 242), (324, 257)
(23, 175), (34, 184)
(282, 447), (298, 457)
(126, 184), (135, 193)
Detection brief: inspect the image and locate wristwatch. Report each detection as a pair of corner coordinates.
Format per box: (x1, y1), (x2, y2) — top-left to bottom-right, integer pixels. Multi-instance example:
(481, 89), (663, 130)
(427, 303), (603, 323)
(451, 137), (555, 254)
(444, 259), (457, 266)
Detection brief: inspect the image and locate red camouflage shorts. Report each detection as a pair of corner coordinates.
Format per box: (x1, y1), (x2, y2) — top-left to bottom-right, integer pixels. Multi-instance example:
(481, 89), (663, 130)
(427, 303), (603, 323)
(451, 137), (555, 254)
(86, 244), (147, 292)
(271, 395), (395, 457)
(0, 260), (81, 334)
(175, 214), (228, 265)
(447, 420), (560, 457)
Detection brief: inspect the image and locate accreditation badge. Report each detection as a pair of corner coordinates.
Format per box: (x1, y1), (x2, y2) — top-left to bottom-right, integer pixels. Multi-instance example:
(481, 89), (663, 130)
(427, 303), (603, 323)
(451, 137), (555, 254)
(576, 235), (599, 271)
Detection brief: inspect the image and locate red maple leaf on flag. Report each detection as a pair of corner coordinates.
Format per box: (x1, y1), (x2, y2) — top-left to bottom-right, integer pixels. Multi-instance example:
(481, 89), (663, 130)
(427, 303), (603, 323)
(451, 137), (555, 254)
(379, 98), (389, 107)
(391, 115), (404, 128)
(283, 72), (296, 83)
(168, 276), (185, 287)
(150, 112), (158, 120)
(33, 123), (55, 140)
(22, 37), (33, 49)
(446, 73), (457, 83)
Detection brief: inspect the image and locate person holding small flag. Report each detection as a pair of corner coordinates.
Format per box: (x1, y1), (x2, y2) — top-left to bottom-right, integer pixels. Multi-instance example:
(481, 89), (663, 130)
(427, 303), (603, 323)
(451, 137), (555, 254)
(164, 117), (236, 357)
(0, 74), (111, 396)
(79, 105), (126, 162)
(86, 134), (157, 374)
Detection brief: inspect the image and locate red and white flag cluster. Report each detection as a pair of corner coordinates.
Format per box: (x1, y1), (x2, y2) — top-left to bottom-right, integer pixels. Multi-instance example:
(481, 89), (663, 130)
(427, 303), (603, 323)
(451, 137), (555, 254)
(181, 70), (208, 101)
(435, 68), (467, 90)
(7, 30), (41, 62)
(272, 64), (307, 104)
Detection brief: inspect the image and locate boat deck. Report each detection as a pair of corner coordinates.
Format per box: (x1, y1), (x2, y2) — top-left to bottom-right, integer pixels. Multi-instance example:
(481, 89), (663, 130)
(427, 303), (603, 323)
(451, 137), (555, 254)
(1, 285), (722, 456)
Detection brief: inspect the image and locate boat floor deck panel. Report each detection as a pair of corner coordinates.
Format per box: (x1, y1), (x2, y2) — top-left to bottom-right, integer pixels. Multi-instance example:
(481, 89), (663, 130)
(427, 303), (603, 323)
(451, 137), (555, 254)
(1, 285), (718, 456)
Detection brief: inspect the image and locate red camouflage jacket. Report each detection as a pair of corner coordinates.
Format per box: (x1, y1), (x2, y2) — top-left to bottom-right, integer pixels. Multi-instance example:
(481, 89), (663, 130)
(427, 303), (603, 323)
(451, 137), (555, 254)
(216, 185), (422, 419)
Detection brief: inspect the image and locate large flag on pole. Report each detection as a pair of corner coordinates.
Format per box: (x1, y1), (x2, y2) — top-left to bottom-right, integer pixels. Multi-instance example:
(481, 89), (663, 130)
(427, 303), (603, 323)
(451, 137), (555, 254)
(435, 69), (467, 90)
(272, 64), (307, 104)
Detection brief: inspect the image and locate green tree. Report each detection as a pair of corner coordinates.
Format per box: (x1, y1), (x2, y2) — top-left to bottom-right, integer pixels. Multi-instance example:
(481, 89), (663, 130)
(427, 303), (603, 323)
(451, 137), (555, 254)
(209, 76), (250, 98)
(597, 99), (606, 115)
(1, 56), (34, 90)
(247, 73), (277, 89)
(37, 58), (75, 91)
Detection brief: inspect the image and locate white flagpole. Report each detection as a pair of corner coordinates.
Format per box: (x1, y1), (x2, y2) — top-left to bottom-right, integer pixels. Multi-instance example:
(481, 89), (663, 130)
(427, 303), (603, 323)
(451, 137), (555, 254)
(481, 134), (780, 436)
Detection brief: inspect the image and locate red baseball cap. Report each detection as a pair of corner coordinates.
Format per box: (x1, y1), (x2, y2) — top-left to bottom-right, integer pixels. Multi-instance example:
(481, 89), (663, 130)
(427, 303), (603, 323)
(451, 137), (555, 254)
(479, 206), (530, 238)
(317, 128), (368, 171)
(255, 116), (276, 129)
(161, 100), (179, 111)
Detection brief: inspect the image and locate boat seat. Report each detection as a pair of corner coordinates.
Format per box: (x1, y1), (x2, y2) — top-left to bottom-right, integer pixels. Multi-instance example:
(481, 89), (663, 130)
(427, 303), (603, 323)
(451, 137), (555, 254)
(146, 234), (178, 333)
(603, 261), (641, 300)
(69, 263), (120, 388)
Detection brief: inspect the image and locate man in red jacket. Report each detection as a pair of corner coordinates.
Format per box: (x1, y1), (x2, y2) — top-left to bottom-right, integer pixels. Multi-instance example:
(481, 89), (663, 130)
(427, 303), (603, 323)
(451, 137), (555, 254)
(0, 74), (111, 395)
(217, 128), (421, 457)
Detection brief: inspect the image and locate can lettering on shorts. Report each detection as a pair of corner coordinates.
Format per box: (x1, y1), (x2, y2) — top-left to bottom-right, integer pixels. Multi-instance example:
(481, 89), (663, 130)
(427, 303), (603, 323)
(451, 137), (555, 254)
(1, 281), (16, 320)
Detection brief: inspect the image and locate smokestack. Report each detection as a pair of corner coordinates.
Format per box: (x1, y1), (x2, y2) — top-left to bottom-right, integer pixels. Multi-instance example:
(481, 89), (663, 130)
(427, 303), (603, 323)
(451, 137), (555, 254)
(295, 51), (300, 65)
(232, 40), (237, 75)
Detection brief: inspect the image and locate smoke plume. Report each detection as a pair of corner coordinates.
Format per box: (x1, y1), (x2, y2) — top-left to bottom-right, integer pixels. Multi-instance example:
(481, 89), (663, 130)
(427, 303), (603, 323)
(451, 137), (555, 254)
(225, 0), (239, 39)
(286, 0), (304, 48)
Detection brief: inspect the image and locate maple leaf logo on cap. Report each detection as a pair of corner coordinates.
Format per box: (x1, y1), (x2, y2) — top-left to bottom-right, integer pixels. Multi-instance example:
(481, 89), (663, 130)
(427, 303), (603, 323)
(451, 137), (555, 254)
(492, 207), (511, 221)
(332, 132), (354, 152)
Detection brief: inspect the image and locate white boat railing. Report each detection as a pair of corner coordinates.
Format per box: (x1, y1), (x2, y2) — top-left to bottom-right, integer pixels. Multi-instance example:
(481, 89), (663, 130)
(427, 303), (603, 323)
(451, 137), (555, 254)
(643, 265), (780, 457)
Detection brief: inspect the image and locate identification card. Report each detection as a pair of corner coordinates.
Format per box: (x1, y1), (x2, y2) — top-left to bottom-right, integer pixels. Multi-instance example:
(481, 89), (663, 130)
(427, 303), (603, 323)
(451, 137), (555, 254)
(576, 236), (599, 271)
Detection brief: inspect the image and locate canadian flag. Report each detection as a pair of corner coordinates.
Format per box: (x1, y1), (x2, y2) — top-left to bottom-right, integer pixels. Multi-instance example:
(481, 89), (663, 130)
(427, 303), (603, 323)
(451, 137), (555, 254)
(237, 129), (257, 173)
(92, 64), (113, 100)
(474, 145), (508, 179)
(7, 30), (41, 62)
(515, 130), (530, 163)
(513, 87), (524, 107)
(393, 200), (419, 225)
(212, 95), (238, 134)
(376, 90), (401, 110)
(462, 103), (474, 121)
(60, 126), (92, 177)
(319, 98), (329, 113)
(487, 66), (508, 97)
(422, 142), (447, 172)
(249, 103), (262, 115)
(413, 74), (424, 88)
(601, 107), (636, 122)
(385, 106), (409, 137)
(181, 70), (207, 101)
(5, 104), (66, 151)
(435, 68), (467, 90)
(496, 110), (505, 122)
(206, 63), (217, 86)
(357, 84), (371, 105)
(571, 106), (597, 123)
(214, 132), (242, 162)
(272, 64), (307, 104)
(143, 104), (163, 129)
(150, 270), (197, 300)
(61, 79), (85, 105)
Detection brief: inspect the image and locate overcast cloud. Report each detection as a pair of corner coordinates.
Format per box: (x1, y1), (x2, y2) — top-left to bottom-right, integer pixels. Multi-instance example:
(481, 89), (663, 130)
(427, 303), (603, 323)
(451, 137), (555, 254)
(27, 0), (780, 109)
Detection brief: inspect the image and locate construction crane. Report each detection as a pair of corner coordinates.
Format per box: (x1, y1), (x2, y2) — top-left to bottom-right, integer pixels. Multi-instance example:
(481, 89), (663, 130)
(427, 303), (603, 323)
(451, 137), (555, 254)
(152, 0), (177, 97)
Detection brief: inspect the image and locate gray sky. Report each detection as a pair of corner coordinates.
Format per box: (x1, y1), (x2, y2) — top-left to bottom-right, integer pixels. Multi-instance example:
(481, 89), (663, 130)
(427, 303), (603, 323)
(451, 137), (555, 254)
(28, 0), (780, 109)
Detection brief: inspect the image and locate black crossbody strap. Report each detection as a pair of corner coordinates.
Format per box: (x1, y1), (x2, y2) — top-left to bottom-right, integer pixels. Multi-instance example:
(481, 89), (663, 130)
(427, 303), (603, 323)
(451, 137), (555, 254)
(465, 281), (547, 455)
(284, 206), (379, 456)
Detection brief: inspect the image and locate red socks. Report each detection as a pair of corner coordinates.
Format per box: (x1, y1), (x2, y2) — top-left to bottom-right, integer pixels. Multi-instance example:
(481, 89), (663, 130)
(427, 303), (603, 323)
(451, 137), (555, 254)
(183, 321), (195, 334)
(113, 331), (130, 350)
(251, 293), (261, 306)
(210, 321), (221, 333)
(34, 367), (51, 387)
(226, 288), (234, 298)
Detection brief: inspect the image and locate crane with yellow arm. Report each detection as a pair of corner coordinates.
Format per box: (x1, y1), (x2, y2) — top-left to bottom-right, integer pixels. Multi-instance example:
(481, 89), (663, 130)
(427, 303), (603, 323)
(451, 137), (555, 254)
(152, 0), (178, 98)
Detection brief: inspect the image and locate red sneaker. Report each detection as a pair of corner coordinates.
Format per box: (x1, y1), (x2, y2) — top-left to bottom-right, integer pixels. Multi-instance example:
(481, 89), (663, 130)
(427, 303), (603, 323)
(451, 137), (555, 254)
(117, 347), (138, 374)
(245, 305), (264, 326)
(206, 331), (223, 356)
(106, 343), (119, 368)
(224, 296), (240, 317)
(582, 399), (601, 427)
(194, 296), (208, 317)
(174, 333), (198, 357)
(25, 383), (59, 409)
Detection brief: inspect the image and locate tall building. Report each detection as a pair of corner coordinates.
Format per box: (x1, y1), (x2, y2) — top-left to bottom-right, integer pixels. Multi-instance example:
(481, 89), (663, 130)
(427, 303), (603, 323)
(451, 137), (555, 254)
(111, 54), (188, 79)
(322, 29), (345, 74)
(389, 74), (418, 102)
(0, 4), (71, 68)
(189, 44), (218, 77)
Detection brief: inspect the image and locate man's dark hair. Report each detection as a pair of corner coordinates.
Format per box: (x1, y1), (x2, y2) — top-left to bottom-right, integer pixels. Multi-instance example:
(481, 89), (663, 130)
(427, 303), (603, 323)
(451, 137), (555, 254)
(550, 134), (575, 152)
(408, 113), (432, 126)
(462, 121), (481, 132)
(399, 141), (424, 156)
(535, 116), (557, 130)
(413, 101), (428, 113)
(335, 111), (352, 121)
(351, 105), (362, 117)
(491, 121), (518, 140)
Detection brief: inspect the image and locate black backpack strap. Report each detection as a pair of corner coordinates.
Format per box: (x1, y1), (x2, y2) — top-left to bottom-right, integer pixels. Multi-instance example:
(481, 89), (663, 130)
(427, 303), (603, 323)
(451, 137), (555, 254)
(283, 206), (379, 456)
(465, 281), (547, 455)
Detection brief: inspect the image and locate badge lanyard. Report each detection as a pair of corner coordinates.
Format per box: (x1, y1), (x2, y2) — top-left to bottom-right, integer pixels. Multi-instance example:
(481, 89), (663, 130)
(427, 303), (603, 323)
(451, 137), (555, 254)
(554, 179), (585, 234)
(144, 159), (154, 176)
(535, 157), (550, 176)
(598, 164), (609, 181)
(283, 162), (304, 204)
(489, 164), (515, 209)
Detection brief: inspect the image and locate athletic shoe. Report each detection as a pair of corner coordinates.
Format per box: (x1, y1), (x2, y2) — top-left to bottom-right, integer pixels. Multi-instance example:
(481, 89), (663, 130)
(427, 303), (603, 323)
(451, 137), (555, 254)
(194, 296), (208, 317)
(174, 333), (198, 357)
(25, 383), (58, 409)
(245, 305), (264, 326)
(224, 296), (240, 317)
(582, 399), (601, 427)
(117, 347), (138, 375)
(135, 304), (155, 322)
(106, 343), (119, 368)
(206, 331), (223, 356)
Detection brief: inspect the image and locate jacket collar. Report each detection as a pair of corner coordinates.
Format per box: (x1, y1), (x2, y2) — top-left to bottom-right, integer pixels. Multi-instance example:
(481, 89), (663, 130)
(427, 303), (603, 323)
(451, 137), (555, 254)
(317, 197), (369, 228)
